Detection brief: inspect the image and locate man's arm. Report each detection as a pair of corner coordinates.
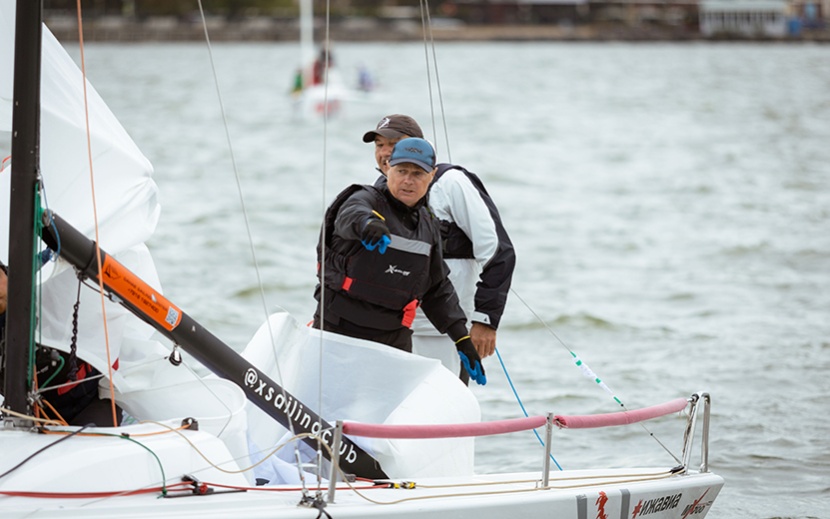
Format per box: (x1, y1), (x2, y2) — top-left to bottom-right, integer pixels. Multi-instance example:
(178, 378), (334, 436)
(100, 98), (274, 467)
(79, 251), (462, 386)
(333, 190), (379, 241)
(434, 168), (516, 330)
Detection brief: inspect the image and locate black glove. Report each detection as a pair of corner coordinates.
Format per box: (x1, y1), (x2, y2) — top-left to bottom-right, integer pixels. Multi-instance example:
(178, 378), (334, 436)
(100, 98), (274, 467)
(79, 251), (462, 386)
(361, 217), (391, 254)
(455, 336), (486, 386)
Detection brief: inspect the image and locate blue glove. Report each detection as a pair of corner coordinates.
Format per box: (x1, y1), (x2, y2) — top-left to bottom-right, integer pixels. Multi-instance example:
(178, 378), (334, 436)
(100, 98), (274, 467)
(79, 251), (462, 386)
(361, 217), (391, 254)
(455, 337), (486, 386)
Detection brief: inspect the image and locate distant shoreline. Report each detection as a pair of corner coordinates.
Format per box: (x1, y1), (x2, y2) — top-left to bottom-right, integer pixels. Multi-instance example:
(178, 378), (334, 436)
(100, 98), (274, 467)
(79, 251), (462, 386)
(46, 18), (829, 44)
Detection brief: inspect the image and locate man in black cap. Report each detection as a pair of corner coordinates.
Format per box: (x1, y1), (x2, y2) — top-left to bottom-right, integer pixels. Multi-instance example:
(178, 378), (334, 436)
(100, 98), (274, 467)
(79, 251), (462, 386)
(363, 114), (515, 384)
(362, 114), (425, 176)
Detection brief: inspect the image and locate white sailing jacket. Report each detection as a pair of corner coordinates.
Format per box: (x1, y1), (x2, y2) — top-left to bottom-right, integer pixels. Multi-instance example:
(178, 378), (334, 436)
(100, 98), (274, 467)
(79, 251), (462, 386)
(410, 165), (516, 336)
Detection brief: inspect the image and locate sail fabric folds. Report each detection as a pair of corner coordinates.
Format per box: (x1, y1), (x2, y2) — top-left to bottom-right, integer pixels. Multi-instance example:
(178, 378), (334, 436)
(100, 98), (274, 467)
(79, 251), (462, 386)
(243, 312), (480, 483)
(0, 2), (161, 379)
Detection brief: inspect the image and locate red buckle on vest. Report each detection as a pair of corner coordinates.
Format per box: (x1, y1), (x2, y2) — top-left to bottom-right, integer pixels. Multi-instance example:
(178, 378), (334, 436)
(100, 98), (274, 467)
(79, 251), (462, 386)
(402, 299), (419, 328)
(57, 362), (89, 395)
(342, 277), (353, 291)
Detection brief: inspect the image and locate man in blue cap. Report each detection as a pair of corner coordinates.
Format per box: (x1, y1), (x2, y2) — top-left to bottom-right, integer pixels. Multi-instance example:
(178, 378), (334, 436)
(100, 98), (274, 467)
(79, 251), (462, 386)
(314, 138), (485, 385)
(363, 115), (515, 385)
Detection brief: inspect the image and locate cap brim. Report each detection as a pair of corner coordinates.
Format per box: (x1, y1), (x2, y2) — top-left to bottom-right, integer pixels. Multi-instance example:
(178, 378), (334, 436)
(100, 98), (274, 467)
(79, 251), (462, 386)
(388, 158), (433, 173)
(362, 128), (407, 143)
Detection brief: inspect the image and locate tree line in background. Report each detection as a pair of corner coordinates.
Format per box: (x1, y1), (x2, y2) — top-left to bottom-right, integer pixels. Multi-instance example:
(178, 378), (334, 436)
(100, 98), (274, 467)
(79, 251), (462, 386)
(44, 0), (389, 19)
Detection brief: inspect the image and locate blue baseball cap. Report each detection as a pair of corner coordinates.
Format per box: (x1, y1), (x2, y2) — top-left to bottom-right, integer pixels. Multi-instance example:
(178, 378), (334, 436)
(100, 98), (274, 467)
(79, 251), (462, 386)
(388, 138), (436, 173)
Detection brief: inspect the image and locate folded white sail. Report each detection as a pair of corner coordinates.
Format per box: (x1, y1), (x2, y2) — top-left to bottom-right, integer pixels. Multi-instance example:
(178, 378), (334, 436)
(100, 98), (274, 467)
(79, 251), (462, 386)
(1, 1), (161, 379)
(242, 312), (480, 482)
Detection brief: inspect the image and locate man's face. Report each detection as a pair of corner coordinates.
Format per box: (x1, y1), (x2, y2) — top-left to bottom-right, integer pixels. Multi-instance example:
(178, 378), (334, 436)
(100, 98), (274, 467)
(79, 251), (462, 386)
(373, 134), (407, 175)
(386, 162), (435, 207)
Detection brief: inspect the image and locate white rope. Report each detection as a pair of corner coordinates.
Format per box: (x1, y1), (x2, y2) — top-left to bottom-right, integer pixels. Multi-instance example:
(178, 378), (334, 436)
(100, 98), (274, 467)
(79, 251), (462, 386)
(315, 0), (335, 495)
(194, 0), (306, 489)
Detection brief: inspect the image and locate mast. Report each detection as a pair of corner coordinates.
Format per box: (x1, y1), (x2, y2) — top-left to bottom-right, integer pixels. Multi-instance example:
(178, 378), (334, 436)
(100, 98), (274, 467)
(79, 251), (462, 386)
(300, 0), (313, 83)
(3, 0), (42, 418)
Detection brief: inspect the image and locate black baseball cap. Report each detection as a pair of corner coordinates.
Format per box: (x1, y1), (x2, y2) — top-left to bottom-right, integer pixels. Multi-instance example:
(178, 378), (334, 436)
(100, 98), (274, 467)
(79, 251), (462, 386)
(362, 114), (424, 143)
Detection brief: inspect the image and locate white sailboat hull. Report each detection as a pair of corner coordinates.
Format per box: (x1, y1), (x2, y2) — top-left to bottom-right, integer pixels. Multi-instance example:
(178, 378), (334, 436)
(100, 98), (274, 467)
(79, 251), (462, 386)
(0, 425), (723, 518)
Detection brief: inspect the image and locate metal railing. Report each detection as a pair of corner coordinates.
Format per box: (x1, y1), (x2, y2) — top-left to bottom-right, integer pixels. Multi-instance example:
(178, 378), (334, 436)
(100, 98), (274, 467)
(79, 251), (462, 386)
(326, 392), (712, 502)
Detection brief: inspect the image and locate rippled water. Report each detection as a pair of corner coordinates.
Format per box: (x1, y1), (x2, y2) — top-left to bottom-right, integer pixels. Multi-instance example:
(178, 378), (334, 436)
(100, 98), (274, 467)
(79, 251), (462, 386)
(70, 41), (829, 518)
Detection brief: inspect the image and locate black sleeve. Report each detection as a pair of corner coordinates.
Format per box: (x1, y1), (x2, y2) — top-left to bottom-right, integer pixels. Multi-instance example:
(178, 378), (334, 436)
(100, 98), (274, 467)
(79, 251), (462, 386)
(420, 227), (468, 341)
(474, 209), (515, 330)
(333, 189), (377, 241)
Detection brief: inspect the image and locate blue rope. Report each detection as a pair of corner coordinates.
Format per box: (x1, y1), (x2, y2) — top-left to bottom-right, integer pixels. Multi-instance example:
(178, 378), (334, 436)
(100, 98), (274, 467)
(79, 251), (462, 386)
(494, 347), (562, 470)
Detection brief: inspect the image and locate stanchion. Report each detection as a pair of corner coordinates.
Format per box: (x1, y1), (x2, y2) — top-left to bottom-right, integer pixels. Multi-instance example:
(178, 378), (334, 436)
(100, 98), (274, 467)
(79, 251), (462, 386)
(542, 413), (553, 487)
(327, 421), (344, 503)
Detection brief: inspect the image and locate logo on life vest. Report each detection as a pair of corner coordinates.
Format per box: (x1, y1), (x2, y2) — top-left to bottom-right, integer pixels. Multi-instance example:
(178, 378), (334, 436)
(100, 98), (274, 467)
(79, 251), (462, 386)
(385, 265), (410, 276)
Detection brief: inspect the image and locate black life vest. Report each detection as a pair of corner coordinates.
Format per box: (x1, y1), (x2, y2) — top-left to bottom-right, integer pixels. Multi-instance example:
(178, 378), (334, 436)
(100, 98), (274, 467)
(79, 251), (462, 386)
(317, 185), (435, 329)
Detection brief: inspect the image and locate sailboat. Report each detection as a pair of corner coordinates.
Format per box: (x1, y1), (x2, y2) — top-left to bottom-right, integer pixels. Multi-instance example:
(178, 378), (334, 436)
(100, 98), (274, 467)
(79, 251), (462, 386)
(291, 0), (348, 118)
(0, 1), (724, 517)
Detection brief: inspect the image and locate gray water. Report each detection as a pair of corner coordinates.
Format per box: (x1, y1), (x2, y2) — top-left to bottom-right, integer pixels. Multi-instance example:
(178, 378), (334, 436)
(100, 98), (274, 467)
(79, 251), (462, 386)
(70, 41), (828, 518)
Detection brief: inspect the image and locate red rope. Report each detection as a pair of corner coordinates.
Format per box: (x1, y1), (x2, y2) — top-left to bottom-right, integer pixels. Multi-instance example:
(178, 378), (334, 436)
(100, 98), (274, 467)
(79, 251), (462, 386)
(554, 398), (688, 429)
(343, 415), (547, 439)
(342, 397), (689, 438)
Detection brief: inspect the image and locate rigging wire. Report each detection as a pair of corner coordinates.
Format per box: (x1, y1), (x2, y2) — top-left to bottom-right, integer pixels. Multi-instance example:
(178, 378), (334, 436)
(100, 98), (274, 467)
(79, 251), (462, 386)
(508, 288), (681, 464)
(315, 0), (335, 496)
(415, 0), (567, 466)
(419, 0), (452, 163)
(73, 0), (118, 428)
(494, 348), (563, 470)
(193, 0), (308, 494)
(414, 2), (680, 465)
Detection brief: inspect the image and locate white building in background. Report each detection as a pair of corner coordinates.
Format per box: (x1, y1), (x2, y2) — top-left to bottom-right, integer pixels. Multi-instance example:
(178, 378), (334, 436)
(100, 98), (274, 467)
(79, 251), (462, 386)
(699, 0), (788, 36)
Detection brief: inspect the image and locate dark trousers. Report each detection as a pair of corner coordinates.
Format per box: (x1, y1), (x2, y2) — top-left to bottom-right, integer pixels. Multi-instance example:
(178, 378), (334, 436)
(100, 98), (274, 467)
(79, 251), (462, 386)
(312, 316), (413, 353)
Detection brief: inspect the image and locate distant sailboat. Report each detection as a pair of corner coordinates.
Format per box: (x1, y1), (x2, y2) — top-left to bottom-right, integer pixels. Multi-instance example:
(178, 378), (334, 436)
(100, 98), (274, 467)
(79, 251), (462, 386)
(291, 0), (348, 118)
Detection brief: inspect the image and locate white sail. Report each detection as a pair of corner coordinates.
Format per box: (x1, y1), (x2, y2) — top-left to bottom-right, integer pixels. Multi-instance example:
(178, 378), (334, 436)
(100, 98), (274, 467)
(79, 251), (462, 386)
(240, 312), (479, 483)
(0, 1), (161, 380)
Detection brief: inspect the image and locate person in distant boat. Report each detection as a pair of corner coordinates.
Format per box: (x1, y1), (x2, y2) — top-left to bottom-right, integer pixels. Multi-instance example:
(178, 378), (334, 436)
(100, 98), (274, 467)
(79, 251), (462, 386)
(362, 115), (515, 384)
(291, 68), (304, 95)
(314, 138), (486, 385)
(311, 47), (334, 86)
(357, 64), (374, 93)
(0, 258), (121, 425)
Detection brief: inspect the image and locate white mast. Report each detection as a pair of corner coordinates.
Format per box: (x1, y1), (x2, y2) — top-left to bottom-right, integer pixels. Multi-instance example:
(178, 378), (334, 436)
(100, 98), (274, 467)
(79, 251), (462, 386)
(300, 0), (313, 83)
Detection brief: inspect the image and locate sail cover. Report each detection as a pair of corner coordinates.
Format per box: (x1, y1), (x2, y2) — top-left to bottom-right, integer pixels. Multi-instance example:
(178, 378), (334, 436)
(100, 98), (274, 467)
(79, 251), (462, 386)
(243, 312), (480, 482)
(0, 2), (161, 377)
